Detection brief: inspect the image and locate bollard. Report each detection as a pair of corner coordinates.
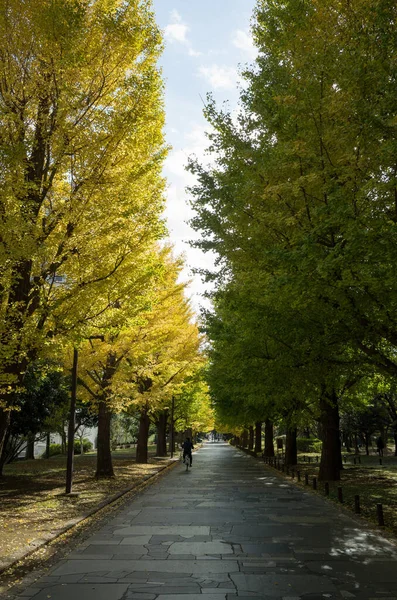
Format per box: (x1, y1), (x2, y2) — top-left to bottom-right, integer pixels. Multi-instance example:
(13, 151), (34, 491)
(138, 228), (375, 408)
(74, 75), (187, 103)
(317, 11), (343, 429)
(377, 504), (385, 526)
(343, 455), (347, 463)
(379, 458), (383, 466)
(297, 470), (301, 482)
(337, 487), (343, 503)
(353, 457), (356, 465)
(313, 477), (317, 490)
(354, 495), (360, 514)
(324, 482), (329, 496)
(358, 456), (361, 464)
(305, 473), (309, 485)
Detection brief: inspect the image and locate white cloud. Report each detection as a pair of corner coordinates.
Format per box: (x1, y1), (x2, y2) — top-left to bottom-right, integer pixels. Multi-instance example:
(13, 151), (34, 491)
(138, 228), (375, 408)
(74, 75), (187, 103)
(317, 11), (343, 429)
(164, 10), (202, 56)
(232, 29), (257, 60)
(198, 64), (238, 90)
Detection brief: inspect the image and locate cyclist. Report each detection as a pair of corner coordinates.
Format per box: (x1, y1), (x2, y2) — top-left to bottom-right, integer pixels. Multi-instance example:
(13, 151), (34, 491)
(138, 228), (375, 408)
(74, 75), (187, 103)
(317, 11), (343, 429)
(182, 437), (194, 467)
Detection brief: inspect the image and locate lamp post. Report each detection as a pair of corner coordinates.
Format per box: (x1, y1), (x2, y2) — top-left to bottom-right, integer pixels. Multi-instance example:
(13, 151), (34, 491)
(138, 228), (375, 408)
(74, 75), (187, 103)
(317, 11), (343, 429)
(170, 396), (175, 458)
(66, 348), (78, 494)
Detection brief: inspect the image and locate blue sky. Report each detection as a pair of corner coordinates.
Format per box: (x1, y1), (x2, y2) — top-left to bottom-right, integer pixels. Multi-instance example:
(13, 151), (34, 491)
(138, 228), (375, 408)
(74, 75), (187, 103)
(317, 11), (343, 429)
(152, 1), (257, 310)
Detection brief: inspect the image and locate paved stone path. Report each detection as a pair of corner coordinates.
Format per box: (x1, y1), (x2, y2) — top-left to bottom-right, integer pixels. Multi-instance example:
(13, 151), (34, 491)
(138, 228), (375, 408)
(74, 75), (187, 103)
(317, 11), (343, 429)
(17, 442), (397, 599)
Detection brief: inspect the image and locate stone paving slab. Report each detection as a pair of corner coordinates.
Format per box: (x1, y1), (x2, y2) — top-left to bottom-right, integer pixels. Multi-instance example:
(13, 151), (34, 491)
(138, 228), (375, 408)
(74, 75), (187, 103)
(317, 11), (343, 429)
(14, 442), (397, 599)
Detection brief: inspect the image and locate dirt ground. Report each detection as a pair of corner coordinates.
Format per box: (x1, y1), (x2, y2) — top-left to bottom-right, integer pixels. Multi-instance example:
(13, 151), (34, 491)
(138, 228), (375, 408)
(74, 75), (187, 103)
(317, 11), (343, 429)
(0, 449), (171, 570)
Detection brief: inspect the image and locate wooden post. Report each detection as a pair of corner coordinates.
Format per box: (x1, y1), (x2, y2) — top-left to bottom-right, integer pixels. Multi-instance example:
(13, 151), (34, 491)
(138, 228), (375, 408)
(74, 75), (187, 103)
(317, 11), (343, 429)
(66, 348), (78, 494)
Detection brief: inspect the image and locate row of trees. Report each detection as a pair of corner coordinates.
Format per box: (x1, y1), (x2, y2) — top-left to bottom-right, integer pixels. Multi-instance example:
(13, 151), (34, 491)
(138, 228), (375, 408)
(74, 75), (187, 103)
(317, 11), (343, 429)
(189, 0), (397, 480)
(0, 0), (211, 479)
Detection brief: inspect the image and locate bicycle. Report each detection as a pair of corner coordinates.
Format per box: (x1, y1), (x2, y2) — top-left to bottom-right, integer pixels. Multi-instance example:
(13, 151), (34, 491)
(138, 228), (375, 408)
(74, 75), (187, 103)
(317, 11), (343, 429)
(183, 453), (191, 471)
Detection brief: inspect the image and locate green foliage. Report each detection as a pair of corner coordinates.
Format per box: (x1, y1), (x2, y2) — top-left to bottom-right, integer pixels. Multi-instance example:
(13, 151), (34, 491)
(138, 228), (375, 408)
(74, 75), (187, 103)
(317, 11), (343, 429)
(42, 444), (63, 458)
(74, 438), (93, 455)
(296, 438), (322, 454)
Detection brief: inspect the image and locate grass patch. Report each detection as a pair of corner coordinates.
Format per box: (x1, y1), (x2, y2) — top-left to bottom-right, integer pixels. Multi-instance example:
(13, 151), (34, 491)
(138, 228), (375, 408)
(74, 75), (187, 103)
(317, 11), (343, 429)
(0, 448), (171, 569)
(276, 452), (397, 536)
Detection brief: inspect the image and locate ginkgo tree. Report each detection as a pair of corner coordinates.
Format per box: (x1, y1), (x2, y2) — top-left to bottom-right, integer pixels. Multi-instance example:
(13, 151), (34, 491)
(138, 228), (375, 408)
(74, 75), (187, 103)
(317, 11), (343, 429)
(0, 0), (167, 458)
(189, 0), (397, 480)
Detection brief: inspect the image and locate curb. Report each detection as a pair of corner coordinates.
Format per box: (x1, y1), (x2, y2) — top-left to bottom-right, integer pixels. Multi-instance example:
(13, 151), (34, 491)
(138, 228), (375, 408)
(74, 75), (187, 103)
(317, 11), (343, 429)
(0, 458), (179, 576)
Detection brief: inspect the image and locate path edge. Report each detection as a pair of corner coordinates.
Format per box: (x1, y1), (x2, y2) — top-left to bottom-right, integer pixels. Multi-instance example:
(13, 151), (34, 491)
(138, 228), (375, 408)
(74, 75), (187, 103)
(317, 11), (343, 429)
(0, 458), (180, 576)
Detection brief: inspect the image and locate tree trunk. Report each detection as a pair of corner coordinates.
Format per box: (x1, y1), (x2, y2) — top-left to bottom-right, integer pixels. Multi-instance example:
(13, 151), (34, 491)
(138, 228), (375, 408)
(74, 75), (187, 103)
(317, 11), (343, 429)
(264, 419), (275, 457)
(241, 429), (248, 448)
(0, 427), (11, 476)
(248, 425), (254, 450)
(95, 401), (114, 478)
(45, 433), (50, 459)
(136, 406), (150, 464)
(318, 391), (341, 481)
(0, 409), (11, 469)
(254, 421), (262, 453)
(364, 432), (370, 456)
(156, 410), (168, 457)
(61, 430), (67, 454)
(26, 434), (35, 460)
(285, 427), (297, 466)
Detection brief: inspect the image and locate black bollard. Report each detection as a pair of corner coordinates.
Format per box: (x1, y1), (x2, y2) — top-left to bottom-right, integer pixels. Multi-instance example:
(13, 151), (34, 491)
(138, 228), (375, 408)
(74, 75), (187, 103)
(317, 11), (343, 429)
(337, 487), (343, 503)
(377, 504), (385, 526)
(380, 458), (383, 466)
(354, 495), (360, 514)
(297, 470), (301, 482)
(324, 482), (329, 496)
(313, 477), (317, 490)
(305, 473), (309, 485)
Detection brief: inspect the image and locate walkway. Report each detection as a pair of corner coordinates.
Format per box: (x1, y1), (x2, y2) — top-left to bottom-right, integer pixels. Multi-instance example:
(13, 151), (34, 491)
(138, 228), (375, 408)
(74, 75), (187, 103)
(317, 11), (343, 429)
(16, 443), (397, 599)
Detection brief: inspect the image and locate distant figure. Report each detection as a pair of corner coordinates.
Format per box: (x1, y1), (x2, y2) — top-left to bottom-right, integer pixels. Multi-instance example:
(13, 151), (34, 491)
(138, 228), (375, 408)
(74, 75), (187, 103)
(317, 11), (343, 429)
(376, 436), (385, 457)
(182, 437), (194, 466)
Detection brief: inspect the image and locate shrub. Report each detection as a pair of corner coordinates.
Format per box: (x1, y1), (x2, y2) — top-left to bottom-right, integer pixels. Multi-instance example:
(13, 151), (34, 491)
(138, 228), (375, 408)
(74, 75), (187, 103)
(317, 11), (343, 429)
(74, 438), (93, 454)
(297, 437), (322, 453)
(41, 443), (63, 458)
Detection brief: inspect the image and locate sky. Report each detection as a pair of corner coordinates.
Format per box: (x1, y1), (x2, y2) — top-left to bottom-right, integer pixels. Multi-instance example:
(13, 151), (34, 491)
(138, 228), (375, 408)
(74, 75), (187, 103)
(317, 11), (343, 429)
(151, 0), (258, 312)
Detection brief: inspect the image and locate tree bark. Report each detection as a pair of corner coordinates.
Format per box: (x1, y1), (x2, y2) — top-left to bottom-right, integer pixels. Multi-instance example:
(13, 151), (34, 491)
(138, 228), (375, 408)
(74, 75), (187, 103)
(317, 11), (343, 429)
(0, 427), (11, 476)
(254, 421), (262, 453)
(136, 406), (150, 464)
(95, 400), (114, 478)
(285, 427), (297, 466)
(248, 425), (254, 450)
(264, 419), (275, 457)
(0, 408), (11, 467)
(155, 410), (168, 457)
(318, 391), (342, 481)
(241, 429), (248, 448)
(26, 434), (35, 460)
(45, 433), (50, 459)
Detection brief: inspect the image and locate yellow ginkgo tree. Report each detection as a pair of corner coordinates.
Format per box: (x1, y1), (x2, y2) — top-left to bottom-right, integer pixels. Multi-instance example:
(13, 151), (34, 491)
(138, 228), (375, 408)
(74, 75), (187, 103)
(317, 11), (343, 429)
(0, 0), (167, 458)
